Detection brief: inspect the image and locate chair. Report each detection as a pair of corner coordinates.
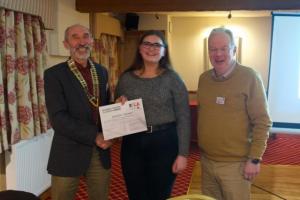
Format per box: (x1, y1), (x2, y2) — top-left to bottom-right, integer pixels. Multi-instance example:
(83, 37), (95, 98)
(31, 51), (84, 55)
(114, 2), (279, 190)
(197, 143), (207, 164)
(167, 194), (216, 200)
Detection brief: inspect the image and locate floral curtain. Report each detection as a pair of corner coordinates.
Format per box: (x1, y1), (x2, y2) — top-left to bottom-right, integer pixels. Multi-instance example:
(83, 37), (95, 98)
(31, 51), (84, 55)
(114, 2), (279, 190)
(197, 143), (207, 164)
(92, 34), (120, 100)
(0, 8), (49, 153)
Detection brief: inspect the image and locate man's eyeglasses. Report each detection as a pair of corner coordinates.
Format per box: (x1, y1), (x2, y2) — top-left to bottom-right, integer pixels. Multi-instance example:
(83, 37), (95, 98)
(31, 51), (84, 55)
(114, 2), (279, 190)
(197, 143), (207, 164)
(141, 41), (165, 50)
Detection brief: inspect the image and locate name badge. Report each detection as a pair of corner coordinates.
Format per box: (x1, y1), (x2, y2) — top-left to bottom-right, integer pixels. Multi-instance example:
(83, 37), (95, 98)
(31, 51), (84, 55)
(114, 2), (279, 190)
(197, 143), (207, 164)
(216, 97), (225, 105)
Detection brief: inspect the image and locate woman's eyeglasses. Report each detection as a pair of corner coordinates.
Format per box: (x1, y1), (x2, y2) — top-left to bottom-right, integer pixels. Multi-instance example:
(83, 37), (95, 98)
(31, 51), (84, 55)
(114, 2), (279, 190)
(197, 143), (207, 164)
(141, 41), (165, 50)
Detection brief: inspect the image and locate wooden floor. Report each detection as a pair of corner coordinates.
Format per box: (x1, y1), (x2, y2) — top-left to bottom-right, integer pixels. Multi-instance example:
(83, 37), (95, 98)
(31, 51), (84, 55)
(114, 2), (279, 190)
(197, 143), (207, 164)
(188, 161), (300, 200)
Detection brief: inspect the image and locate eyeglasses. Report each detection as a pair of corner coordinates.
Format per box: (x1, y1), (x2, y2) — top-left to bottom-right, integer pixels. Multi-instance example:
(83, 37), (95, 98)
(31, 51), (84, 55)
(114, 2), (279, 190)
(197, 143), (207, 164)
(141, 41), (165, 50)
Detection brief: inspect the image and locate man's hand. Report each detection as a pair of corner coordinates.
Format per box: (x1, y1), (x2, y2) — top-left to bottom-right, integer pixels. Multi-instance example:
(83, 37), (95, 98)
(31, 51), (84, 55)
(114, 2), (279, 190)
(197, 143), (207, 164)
(172, 155), (187, 174)
(95, 134), (113, 150)
(243, 159), (261, 181)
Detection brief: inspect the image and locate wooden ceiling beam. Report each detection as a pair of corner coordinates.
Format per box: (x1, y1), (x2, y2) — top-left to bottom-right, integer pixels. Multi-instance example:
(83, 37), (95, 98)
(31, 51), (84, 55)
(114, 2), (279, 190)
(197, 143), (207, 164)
(76, 0), (300, 13)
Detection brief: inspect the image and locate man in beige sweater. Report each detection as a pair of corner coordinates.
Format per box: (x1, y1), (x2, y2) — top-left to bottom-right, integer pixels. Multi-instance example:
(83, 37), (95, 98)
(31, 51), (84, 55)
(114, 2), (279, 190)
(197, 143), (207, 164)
(197, 27), (272, 200)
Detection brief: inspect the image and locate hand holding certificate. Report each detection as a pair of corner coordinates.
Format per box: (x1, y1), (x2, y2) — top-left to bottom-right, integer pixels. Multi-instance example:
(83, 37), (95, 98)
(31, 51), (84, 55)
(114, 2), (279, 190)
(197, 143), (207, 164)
(99, 98), (147, 140)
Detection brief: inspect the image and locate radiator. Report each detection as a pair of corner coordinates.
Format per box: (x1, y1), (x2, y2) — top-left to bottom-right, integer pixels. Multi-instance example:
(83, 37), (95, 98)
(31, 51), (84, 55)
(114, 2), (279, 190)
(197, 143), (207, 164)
(5, 129), (54, 196)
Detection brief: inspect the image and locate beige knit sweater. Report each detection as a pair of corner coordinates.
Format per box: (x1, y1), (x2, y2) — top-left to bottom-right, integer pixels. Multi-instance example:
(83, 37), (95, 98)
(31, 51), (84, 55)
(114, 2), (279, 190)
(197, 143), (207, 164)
(197, 63), (272, 162)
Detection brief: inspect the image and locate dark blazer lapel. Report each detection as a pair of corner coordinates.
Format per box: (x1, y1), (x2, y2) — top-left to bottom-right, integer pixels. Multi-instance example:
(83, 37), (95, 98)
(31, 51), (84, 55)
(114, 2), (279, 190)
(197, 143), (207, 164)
(95, 65), (103, 104)
(95, 64), (109, 106)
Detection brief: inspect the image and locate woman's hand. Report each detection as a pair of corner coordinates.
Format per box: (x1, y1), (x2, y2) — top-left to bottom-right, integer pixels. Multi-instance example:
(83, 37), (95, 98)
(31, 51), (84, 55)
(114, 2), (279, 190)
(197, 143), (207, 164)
(115, 95), (128, 105)
(172, 155), (188, 174)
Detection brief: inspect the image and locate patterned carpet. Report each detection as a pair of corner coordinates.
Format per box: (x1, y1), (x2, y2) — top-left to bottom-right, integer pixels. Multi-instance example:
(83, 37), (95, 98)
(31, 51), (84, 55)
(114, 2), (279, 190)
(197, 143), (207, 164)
(49, 133), (300, 200)
(73, 142), (200, 200)
(262, 133), (300, 165)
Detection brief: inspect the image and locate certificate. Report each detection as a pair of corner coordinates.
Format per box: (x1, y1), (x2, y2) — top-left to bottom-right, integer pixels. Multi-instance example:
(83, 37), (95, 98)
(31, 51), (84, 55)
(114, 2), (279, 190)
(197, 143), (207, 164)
(99, 98), (147, 140)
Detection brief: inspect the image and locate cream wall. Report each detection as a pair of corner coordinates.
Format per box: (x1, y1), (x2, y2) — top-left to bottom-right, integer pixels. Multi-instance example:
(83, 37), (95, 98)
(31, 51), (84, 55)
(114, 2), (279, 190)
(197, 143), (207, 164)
(46, 4), (125, 68)
(46, 8), (272, 91)
(170, 16), (272, 91)
(47, 0), (89, 68)
(138, 14), (168, 32)
(94, 13), (123, 38)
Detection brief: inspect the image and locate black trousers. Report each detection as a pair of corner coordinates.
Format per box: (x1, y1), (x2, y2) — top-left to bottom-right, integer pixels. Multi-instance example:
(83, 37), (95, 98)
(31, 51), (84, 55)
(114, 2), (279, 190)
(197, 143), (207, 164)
(121, 125), (178, 200)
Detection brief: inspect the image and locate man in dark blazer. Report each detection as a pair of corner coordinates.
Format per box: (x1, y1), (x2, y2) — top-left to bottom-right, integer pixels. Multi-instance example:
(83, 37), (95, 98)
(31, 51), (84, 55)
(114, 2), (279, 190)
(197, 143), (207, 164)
(44, 24), (112, 200)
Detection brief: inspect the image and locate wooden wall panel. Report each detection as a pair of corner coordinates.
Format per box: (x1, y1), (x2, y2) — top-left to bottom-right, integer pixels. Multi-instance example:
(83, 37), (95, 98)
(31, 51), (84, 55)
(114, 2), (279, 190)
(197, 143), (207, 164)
(76, 0), (300, 12)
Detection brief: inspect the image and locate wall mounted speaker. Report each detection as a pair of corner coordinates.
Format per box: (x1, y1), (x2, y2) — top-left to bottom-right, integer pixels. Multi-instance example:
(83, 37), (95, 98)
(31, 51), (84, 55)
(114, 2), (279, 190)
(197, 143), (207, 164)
(125, 13), (139, 31)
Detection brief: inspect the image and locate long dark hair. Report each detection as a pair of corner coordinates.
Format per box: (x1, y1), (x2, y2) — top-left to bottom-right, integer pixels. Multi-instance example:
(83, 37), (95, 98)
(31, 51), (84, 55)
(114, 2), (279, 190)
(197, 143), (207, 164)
(125, 30), (172, 72)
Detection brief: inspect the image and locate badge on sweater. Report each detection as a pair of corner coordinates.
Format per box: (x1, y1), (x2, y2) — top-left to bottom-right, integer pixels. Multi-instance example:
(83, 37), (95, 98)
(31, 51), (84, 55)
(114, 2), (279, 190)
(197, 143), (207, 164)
(216, 97), (225, 105)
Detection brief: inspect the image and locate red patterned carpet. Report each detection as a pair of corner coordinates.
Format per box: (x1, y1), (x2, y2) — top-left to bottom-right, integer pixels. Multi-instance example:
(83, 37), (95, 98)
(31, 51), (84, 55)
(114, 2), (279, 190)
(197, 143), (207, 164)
(73, 142), (200, 200)
(47, 133), (300, 200)
(262, 133), (300, 165)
